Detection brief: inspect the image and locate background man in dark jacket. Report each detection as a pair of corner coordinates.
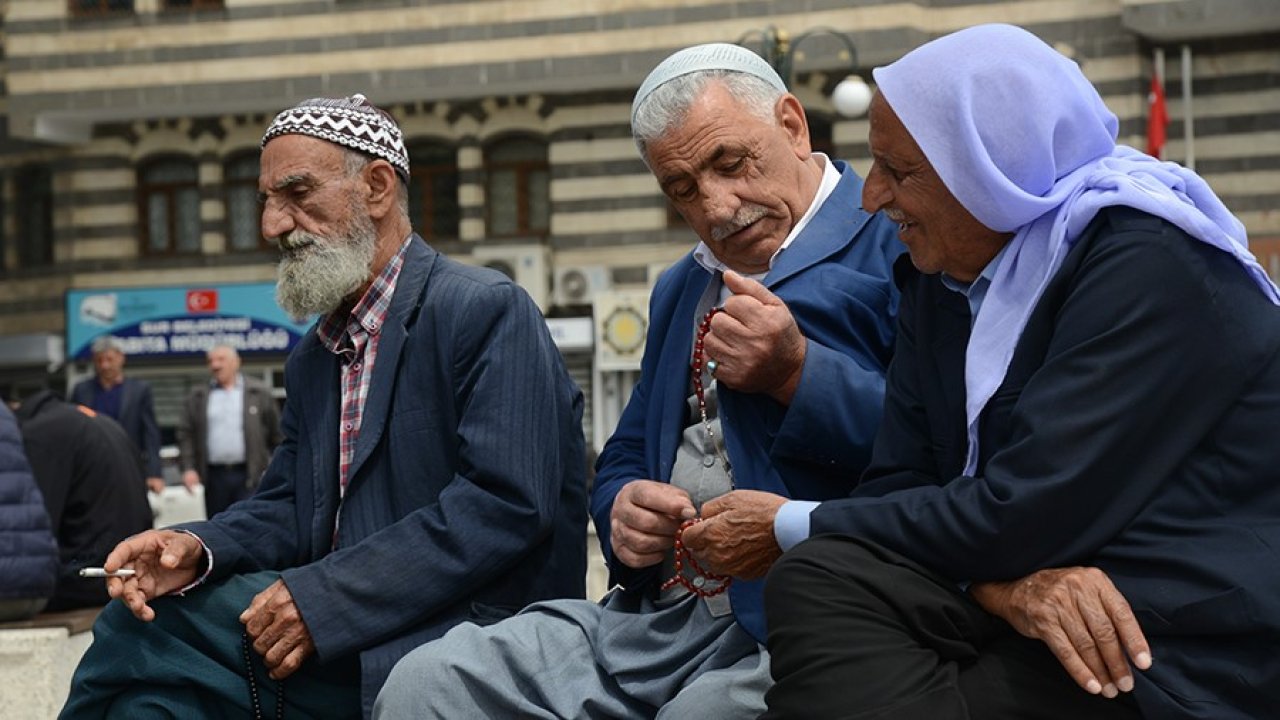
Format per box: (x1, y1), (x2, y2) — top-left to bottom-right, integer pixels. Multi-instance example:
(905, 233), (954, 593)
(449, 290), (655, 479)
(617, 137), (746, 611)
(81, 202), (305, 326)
(15, 389), (153, 611)
(70, 336), (164, 493)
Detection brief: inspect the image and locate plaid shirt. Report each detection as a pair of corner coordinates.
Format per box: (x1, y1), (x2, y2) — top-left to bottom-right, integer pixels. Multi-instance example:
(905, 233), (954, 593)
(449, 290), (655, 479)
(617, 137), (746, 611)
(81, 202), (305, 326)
(316, 236), (411, 498)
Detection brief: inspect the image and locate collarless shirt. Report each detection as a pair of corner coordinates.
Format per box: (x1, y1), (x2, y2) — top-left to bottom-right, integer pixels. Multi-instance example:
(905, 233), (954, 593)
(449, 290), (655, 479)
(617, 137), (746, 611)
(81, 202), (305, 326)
(205, 375), (245, 464)
(316, 235), (412, 497)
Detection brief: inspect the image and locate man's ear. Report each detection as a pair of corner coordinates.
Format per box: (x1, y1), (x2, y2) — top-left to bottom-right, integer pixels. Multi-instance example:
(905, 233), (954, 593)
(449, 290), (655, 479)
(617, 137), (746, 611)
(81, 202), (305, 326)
(363, 160), (400, 220)
(776, 94), (812, 160)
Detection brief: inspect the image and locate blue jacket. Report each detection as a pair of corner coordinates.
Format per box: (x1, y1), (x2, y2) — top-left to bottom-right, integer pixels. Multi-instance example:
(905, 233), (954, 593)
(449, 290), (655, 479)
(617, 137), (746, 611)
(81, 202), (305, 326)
(178, 236), (587, 716)
(592, 161), (903, 642)
(0, 403), (58, 604)
(70, 376), (163, 478)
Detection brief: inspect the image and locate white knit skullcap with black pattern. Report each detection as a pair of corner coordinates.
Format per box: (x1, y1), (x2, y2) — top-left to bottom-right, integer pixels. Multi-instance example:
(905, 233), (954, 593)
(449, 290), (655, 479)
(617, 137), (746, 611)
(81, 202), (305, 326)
(261, 94), (410, 181)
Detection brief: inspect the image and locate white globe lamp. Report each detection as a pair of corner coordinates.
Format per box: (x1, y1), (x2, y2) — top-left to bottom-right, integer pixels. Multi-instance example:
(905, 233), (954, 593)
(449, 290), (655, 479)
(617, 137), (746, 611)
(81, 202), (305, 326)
(831, 75), (872, 117)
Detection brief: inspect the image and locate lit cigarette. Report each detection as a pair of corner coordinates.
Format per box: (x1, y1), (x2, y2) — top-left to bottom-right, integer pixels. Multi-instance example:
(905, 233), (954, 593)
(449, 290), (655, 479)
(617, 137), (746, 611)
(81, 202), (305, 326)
(78, 567), (136, 578)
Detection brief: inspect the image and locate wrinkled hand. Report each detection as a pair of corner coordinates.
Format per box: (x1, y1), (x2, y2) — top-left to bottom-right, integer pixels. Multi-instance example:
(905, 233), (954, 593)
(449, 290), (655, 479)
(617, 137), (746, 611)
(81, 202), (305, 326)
(241, 579), (316, 680)
(971, 567), (1152, 699)
(610, 480), (696, 569)
(147, 476), (167, 494)
(181, 470), (202, 494)
(680, 490), (786, 579)
(703, 271), (807, 405)
(102, 530), (204, 622)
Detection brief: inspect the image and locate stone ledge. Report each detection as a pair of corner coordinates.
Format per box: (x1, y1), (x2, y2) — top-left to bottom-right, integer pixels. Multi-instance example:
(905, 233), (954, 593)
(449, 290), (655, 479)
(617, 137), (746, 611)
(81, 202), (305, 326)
(0, 607), (101, 636)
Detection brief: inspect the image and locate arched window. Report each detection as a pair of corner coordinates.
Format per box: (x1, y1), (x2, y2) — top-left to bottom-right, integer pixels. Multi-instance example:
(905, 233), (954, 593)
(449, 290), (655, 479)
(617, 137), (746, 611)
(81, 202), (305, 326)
(139, 156), (201, 255)
(14, 164), (54, 268)
(407, 140), (459, 240)
(224, 152), (264, 251)
(485, 136), (549, 238)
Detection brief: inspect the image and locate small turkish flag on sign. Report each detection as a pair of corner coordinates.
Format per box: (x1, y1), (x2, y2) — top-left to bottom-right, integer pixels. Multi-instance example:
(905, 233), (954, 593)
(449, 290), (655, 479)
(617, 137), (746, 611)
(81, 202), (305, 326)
(186, 289), (218, 313)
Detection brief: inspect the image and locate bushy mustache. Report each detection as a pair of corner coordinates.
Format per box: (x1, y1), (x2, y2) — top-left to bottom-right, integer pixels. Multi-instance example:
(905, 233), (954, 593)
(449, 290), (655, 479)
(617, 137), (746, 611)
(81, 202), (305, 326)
(709, 204), (769, 243)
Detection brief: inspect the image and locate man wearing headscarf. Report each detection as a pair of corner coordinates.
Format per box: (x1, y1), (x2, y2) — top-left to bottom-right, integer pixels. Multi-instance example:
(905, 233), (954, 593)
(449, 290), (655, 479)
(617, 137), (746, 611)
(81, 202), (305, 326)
(744, 24), (1280, 719)
(59, 94), (588, 719)
(375, 43), (904, 719)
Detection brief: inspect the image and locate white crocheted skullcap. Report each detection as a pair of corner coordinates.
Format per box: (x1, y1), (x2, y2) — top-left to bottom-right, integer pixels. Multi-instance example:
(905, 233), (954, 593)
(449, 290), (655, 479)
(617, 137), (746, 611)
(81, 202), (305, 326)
(631, 43), (787, 125)
(262, 93), (409, 181)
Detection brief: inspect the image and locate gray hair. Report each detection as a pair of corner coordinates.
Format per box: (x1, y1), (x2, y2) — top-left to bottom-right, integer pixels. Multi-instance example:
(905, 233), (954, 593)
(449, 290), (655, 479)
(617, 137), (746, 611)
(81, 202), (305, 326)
(631, 71), (785, 164)
(90, 335), (125, 356)
(340, 147), (410, 217)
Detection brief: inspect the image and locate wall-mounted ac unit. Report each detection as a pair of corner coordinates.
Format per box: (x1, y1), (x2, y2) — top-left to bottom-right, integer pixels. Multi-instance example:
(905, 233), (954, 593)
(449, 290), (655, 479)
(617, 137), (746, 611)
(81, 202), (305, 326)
(472, 244), (550, 311)
(554, 264), (612, 307)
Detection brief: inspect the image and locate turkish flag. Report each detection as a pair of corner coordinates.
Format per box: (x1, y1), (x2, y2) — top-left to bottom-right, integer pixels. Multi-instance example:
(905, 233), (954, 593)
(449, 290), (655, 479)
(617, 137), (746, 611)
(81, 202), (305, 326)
(186, 289), (218, 313)
(1146, 73), (1169, 159)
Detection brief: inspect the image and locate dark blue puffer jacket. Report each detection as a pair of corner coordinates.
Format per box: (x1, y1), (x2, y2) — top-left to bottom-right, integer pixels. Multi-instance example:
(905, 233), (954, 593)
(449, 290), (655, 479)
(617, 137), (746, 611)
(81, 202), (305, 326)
(0, 403), (58, 602)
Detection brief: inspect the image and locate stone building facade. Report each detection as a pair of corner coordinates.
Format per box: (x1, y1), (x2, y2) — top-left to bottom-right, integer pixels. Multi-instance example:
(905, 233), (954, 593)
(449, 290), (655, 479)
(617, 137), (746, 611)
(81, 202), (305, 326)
(0, 0), (1276, 449)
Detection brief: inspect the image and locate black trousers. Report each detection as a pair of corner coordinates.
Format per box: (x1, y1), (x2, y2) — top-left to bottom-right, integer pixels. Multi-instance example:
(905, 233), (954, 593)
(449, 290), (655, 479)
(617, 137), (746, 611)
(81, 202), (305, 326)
(204, 463), (251, 519)
(762, 535), (1143, 720)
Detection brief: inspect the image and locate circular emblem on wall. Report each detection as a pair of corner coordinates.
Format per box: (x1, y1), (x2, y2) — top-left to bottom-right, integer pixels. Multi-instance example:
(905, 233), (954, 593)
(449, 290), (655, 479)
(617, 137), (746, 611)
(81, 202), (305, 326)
(602, 305), (647, 355)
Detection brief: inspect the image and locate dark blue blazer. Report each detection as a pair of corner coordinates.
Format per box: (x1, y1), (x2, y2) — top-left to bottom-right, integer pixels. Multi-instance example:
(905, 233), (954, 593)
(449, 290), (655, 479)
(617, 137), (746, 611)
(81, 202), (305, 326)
(592, 162), (903, 642)
(71, 376), (162, 478)
(180, 236), (588, 715)
(812, 207), (1280, 718)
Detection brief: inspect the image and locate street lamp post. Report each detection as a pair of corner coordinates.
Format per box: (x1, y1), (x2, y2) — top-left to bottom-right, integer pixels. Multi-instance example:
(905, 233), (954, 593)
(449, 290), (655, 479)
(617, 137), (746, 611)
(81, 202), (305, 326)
(737, 25), (873, 117)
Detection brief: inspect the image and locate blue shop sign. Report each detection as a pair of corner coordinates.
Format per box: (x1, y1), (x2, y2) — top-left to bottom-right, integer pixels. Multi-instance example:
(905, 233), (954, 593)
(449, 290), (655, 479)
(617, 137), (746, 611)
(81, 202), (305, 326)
(66, 283), (313, 361)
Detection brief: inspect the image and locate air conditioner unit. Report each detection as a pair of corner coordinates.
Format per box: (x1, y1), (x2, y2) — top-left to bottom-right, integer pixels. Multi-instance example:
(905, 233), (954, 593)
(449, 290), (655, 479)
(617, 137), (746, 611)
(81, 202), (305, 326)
(554, 264), (612, 307)
(472, 244), (550, 311)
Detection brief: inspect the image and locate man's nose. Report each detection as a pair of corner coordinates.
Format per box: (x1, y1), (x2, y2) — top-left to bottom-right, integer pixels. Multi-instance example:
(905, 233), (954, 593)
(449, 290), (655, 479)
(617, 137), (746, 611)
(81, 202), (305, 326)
(702, 184), (740, 225)
(261, 202), (295, 244)
(862, 166), (892, 213)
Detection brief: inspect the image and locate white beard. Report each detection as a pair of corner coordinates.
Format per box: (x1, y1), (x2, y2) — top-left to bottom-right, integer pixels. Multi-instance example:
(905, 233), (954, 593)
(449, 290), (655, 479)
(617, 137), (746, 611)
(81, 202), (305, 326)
(274, 206), (378, 320)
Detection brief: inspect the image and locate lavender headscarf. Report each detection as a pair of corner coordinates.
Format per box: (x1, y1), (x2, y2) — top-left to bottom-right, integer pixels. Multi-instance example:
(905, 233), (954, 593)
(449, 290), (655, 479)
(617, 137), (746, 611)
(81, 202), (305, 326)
(873, 24), (1280, 476)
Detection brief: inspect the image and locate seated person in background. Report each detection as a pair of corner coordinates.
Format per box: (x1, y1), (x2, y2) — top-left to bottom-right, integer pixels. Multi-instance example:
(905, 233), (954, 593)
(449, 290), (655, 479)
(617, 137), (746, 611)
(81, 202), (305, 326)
(0, 402), (58, 622)
(755, 24), (1280, 720)
(15, 388), (153, 611)
(59, 92), (587, 720)
(375, 42), (904, 719)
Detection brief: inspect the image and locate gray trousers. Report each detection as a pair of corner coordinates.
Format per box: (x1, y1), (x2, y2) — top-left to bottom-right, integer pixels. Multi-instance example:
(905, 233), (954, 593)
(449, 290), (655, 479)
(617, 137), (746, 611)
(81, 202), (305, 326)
(374, 590), (770, 719)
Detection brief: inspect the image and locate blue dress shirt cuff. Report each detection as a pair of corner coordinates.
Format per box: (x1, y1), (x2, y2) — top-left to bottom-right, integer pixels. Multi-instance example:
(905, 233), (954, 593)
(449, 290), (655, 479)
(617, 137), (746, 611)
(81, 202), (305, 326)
(774, 500), (821, 551)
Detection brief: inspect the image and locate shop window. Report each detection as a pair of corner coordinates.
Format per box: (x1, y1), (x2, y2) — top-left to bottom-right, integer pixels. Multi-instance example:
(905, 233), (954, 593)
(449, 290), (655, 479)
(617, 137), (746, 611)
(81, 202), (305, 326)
(224, 152), (265, 251)
(485, 136), (549, 238)
(407, 141), (460, 240)
(139, 156), (201, 256)
(15, 164), (54, 268)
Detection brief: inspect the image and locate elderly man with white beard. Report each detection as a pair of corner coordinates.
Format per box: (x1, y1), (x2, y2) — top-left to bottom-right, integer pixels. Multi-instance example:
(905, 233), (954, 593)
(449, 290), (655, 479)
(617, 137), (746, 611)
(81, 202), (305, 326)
(59, 94), (589, 720)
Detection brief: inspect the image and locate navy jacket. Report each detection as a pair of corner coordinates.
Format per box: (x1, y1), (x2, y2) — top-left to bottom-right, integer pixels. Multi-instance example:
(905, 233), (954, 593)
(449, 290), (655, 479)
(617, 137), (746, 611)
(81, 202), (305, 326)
(70, 376), (163, 479)
(812, 207), (1280, 718)
(178, 236), (588, 716)
(592, 162), (903, 642)
(0, 403), (58, 605)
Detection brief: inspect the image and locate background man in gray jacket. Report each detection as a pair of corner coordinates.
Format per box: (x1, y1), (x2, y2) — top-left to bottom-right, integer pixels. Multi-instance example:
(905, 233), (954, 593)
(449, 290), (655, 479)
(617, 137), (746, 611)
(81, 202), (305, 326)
(176, 345), (282, 518)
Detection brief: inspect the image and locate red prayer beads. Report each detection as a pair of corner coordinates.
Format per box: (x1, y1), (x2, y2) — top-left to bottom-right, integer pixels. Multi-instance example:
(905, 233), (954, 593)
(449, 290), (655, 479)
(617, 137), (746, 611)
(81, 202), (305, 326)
(691, 307), (726, 469)
(660, 518), (732, 597)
